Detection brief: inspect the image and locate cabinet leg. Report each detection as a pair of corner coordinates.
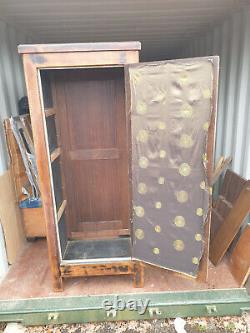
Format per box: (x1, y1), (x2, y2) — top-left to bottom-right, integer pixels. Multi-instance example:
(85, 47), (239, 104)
(52, 275), (64, 292)
(133, 262), (144, 288)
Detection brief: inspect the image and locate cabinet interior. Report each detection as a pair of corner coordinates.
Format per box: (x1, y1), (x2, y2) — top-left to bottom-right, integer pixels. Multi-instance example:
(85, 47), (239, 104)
(40, 67), (131, 263)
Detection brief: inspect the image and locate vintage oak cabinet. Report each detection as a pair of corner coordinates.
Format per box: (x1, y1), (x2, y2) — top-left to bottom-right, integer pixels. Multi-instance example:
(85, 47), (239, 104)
(19, 42), (218, 291)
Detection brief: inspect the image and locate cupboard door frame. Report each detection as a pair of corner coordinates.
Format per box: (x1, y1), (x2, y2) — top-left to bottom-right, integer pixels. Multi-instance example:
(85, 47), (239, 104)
(20, 45), (140, 291)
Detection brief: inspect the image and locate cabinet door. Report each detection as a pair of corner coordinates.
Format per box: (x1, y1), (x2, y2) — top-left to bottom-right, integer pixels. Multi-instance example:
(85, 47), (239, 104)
(127, 57), (219, 277)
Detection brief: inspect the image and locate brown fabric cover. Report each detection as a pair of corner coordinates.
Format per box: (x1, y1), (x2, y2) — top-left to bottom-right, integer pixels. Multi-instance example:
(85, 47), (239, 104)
(128, 58), (215, 277)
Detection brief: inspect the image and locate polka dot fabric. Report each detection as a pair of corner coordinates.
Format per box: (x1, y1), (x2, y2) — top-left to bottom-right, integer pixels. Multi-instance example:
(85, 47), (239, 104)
(129, 57), (217, 277)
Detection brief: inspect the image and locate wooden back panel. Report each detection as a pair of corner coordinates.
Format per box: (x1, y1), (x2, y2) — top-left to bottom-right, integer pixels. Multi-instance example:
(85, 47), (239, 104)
(53, 68), (130, 236)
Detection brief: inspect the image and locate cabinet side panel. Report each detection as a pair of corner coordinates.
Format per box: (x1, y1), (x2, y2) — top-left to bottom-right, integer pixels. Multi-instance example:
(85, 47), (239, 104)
(22, 56), (62, 291)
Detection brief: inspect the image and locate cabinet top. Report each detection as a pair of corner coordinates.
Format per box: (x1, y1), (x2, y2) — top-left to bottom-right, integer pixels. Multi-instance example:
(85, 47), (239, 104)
(18, 41), (141, 54)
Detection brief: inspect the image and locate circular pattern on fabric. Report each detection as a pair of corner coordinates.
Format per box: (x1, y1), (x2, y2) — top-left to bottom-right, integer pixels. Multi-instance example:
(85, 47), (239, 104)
(179, 71), (189, 84)
(192, 257), (199, 265)
(159, 150), (167, 159)
(200, 181), (206, 190)
(153, 247), (160, 255)
(174, 216), (186, 227)
(179, 163), (191, 177)
(179, 134), (194, 148)
(203, 122), (209, 131)
(135, 228), (144, 240)
(180, 104), (193, 118)
(130, 70), (141, 85)
(155, 225), (161, 233)
(139, 156), (149, 169)
(138, 183), (147, 194)
(202, 88), (212, 99)
(155, 201), (162, 209)
(136, 101), (147, 115)
(196, 208), (203, 216)
(173, 239), (185, 251)
(175, 190), (188, 203)
(158, 121), (166, 130)
(158, 177), (165, 185)
(136, 130), (149, 143)
(195, 233), (202, 241)
(134, 206), (145, 217)
(202, 153), (208, 162)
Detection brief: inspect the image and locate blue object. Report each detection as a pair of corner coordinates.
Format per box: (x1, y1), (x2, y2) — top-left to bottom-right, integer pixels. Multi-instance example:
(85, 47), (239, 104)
(19, 197), (42, 209)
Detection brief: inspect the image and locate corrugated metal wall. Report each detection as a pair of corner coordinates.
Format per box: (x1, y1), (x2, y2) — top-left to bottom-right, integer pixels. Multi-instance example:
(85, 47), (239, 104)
(0, 19), (31, 279)
(0, 19), (31, 175)
(178, 7), (250, 181)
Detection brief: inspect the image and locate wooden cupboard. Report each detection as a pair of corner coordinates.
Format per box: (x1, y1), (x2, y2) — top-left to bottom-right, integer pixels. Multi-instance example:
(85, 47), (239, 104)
(19, 42), (218, 291)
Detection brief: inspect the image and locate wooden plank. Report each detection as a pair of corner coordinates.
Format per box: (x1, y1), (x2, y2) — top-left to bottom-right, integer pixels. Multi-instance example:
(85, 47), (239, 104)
(221, 170), (247, 204)
(53, 67), (131, 234)
(25, 50), (140, 68)
(70, 229), (130, 240)
(69, 148), (119, 160)
(211, 196), (233, 239)
(60, 262), (134, 277)
(3, 118), (31, 200)
(20, 117), (35, 155)
(230, 225), (250, 287)
(77, 220), (123, 231)
(211, 170), (247, 245)
(210, 208), (224, 240)
(18, 42), (141, 54)
(210, 181), (250, 266)
(0, 170), (26, 264)
(197, 56), (219, 281)
(45, 108), (56, 117)
(212, 156), (232, 185)
(196, 216), (210, 283)
(57, 200), (67, 223)
(60, 260), (144, 287)
(21, 207), (46, 238)
(50, 147), (61, 163)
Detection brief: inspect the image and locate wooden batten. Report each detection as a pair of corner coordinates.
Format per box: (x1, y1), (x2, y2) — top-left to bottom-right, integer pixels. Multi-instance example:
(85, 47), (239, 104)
(70, 229), (130, 240)
(45, 108), (56, 117)
(57, 200), (67, 223)
(18, 42), (141, 54)
(50, 147), (61, 163)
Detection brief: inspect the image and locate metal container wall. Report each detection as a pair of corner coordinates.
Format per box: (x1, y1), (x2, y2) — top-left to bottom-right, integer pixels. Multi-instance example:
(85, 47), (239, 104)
(178, 9), (250, 181)
(0, 19), (31, 175)
(0, 19), (31, 278)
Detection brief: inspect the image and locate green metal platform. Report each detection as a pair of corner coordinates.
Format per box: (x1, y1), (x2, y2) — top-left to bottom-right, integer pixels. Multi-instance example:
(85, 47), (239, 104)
(0, 288), (249, 325)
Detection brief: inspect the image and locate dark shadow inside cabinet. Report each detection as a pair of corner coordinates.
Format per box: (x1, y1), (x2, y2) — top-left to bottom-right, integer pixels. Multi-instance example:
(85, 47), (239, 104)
(40, 67), (131, 263)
